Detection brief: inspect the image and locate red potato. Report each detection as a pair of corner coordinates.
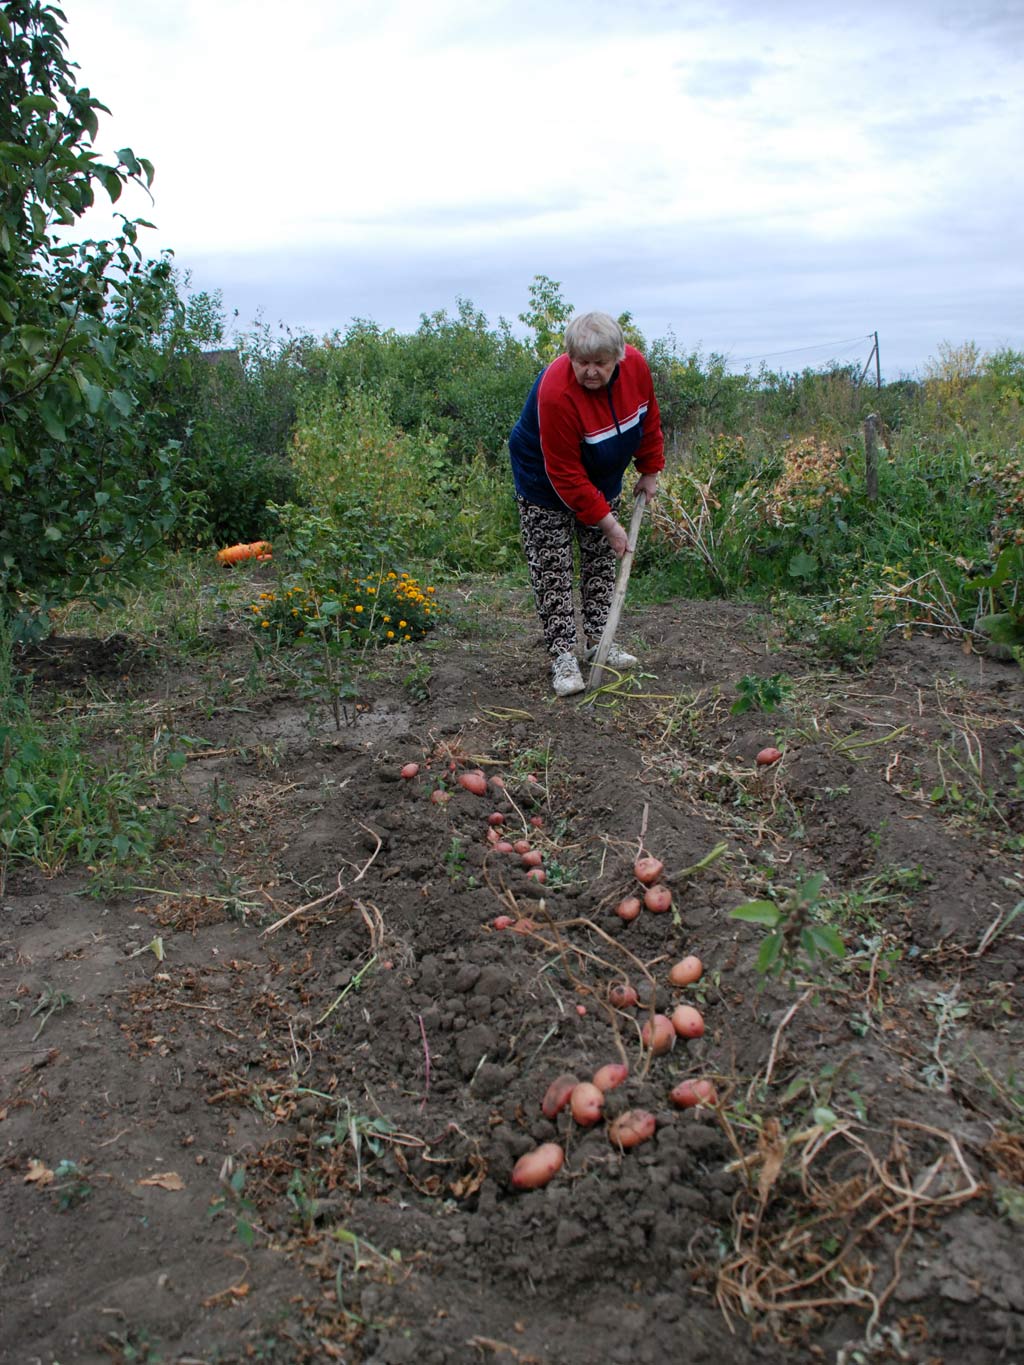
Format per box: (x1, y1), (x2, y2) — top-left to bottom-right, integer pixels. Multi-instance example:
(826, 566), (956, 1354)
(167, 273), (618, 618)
(541, 1073), (578, 1119)
(669, 1079), (718, 1109)
(511, 1142), (564, 1190)
(493, 915), (515, 930)
(521, 849), (543, 868)
(429, 789), (451, 806)
(592, 1062), (628, 1092)
(530, 815), (544, 829)
(668, 955), (703, 987)
(509, 916), (536, 934)
(634, 855), (665, 885)
(608, 982), (639, 1009)
(616, 896), (642, 923)
(487, 812), (506, 827)
(756, 746), (782, 766)
(526, 868), (546, 884)
(494, 840), (515, 853)
(489, 775), (506, 790)
(643, 884), (673, 913)
(513, 839), (532, 855)
(641, 1013), (676, 1055)
(570, 1081), (605, 1127)
(400, 762), (420, 779)
(608, 1110), (656, 1150)
(486, 827), (502, 846)
(671, 1004), (705, 1039)
(576, 1004), (587, 1016)
(457, 770), (488, 796)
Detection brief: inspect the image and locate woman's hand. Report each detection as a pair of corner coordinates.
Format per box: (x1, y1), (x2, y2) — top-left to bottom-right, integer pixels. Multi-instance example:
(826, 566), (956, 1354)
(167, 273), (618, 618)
(597, 512), (629, 559)
(634, 472), (659, 501)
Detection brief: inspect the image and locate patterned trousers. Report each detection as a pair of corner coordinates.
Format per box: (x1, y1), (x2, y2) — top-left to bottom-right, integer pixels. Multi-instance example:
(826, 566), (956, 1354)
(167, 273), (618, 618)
(517, 496), (618, 657)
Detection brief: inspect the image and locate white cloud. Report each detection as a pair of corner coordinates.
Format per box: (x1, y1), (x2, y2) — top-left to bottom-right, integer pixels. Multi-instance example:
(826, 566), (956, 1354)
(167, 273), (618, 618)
(58, 0), (1024, 374)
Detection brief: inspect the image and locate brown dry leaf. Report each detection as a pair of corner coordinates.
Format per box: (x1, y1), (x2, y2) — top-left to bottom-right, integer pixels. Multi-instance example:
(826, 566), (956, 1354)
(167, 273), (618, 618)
(449, 1153), (487, 1200)
(25, 1159), (55, 1186)
(138, 1171), (185, 1191)
(756, 1118), (786, 1205)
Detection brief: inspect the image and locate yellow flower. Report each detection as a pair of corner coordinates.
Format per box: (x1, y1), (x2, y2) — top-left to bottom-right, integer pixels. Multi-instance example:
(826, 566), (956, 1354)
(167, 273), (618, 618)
(387, 572), (397, 579)
(261, 620), (270, 628)
(403, 634), (411, 641)
(386, 630), (395, 639)
(355, 604), (364, 613)
(399, 620), (407, 628)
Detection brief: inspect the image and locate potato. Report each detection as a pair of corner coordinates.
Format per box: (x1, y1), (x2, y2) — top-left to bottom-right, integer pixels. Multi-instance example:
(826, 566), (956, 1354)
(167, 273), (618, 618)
(643, 884), (672, 913)
(521, 849), (543, 868)
(641, 1013), (676, 1055)
(608, 982), (639, 1009)
(526, 868), (546, 884)
(429, 789), (451, 805)
(400, 762), (420, 779)
(457, 770), (488, 796)
(634, 855), (664, 885)
(511, 1142), (564, 1190)
(592, 1062), (628, 1092)
(668, 955), (703, 986)
(494, 840), (515, 853)
(541, 1073), (578, 1119)
(493, 915), (515, 930)
(487, 812), (505, 826)
(570, 1081), (605, 1126)
(671, 1004), (705, 1039)
(756, 746), (782, 766)
(513, 839), (532, 855)
(615, 896), (642, 922)
(608, 1110), (656, 1149)
(669, 1079), (718, 1109)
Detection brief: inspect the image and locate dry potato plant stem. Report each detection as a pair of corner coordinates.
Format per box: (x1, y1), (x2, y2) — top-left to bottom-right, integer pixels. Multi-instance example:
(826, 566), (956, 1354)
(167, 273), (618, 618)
(716, 1117), (981, 1339)
(261, 826), (383, 936)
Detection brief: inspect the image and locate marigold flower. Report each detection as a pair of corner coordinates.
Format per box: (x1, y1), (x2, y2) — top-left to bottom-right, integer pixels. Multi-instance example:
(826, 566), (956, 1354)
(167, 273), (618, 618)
(355, 605), (364, 613)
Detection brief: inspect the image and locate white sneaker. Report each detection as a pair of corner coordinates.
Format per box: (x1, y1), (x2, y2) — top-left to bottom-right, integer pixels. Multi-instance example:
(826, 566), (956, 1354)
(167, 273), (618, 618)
(551, 651), (586, 697)
(584, 642), (638, 669)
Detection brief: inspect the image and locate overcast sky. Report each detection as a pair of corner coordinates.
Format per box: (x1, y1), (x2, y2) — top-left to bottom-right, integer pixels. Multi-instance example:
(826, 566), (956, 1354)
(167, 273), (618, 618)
(62, 0), (1024, 378)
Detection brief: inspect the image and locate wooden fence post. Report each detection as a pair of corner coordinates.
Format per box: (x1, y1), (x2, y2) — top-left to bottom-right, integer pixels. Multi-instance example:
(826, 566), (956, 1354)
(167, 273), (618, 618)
(864, 412), (879, 504)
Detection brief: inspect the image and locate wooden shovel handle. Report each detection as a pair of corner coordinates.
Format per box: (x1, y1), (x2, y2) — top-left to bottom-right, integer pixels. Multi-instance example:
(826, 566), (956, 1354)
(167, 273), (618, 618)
(587, 492), (647, 690)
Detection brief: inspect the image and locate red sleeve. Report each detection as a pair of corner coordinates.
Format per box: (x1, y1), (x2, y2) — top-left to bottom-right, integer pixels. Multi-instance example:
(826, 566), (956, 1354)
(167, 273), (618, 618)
(537, 364), (611, 524)
(634, 357), (665, 475)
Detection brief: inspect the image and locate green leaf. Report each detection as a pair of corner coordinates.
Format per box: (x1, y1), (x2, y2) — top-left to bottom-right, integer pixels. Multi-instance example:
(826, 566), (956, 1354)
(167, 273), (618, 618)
(809, 924), (846, 958)
(730, 900), (782, 926)
(796, 870), (827, 903)
(19, 95), (57, 114)
(976, 612), (1024, 647)
(787, 549), (818, 580)
(39, 405), (67, 441)
(43, 525), (63, 542)
(19, 326), (49, 357)
(756, 933), (783, 973)
(116, 147), (141, 176)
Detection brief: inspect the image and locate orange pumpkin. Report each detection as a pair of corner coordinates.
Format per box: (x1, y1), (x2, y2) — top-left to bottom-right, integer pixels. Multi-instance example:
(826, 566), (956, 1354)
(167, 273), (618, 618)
(215, 541), (272, 566)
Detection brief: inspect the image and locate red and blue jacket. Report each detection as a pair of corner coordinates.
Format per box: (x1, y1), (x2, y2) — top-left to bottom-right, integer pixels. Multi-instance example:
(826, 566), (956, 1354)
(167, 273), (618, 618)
(508, 345), (664, 524)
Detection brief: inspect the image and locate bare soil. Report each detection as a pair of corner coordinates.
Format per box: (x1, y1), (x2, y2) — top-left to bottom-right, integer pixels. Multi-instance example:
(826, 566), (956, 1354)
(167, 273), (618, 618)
(2, 584), (1023, 1365)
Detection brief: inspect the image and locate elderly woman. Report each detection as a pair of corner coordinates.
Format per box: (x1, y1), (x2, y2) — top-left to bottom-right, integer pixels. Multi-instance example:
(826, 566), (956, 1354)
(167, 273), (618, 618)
(508, 311), (664, 696)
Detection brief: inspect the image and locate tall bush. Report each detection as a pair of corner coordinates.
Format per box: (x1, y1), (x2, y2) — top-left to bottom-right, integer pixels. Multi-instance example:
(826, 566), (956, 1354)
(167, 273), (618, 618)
(0, 0), (191, 631)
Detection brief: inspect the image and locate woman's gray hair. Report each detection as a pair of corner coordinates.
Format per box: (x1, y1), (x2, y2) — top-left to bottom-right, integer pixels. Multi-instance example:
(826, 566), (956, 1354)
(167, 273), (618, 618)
(564, 312), (626, 363)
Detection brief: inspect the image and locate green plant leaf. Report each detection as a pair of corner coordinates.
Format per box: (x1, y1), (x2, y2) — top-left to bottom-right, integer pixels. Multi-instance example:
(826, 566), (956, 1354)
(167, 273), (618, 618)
(730, 900), (782, 926)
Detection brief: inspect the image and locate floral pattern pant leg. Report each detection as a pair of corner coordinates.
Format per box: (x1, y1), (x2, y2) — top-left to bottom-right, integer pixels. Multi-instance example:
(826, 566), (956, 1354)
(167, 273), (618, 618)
(517, 497), (619, 657)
